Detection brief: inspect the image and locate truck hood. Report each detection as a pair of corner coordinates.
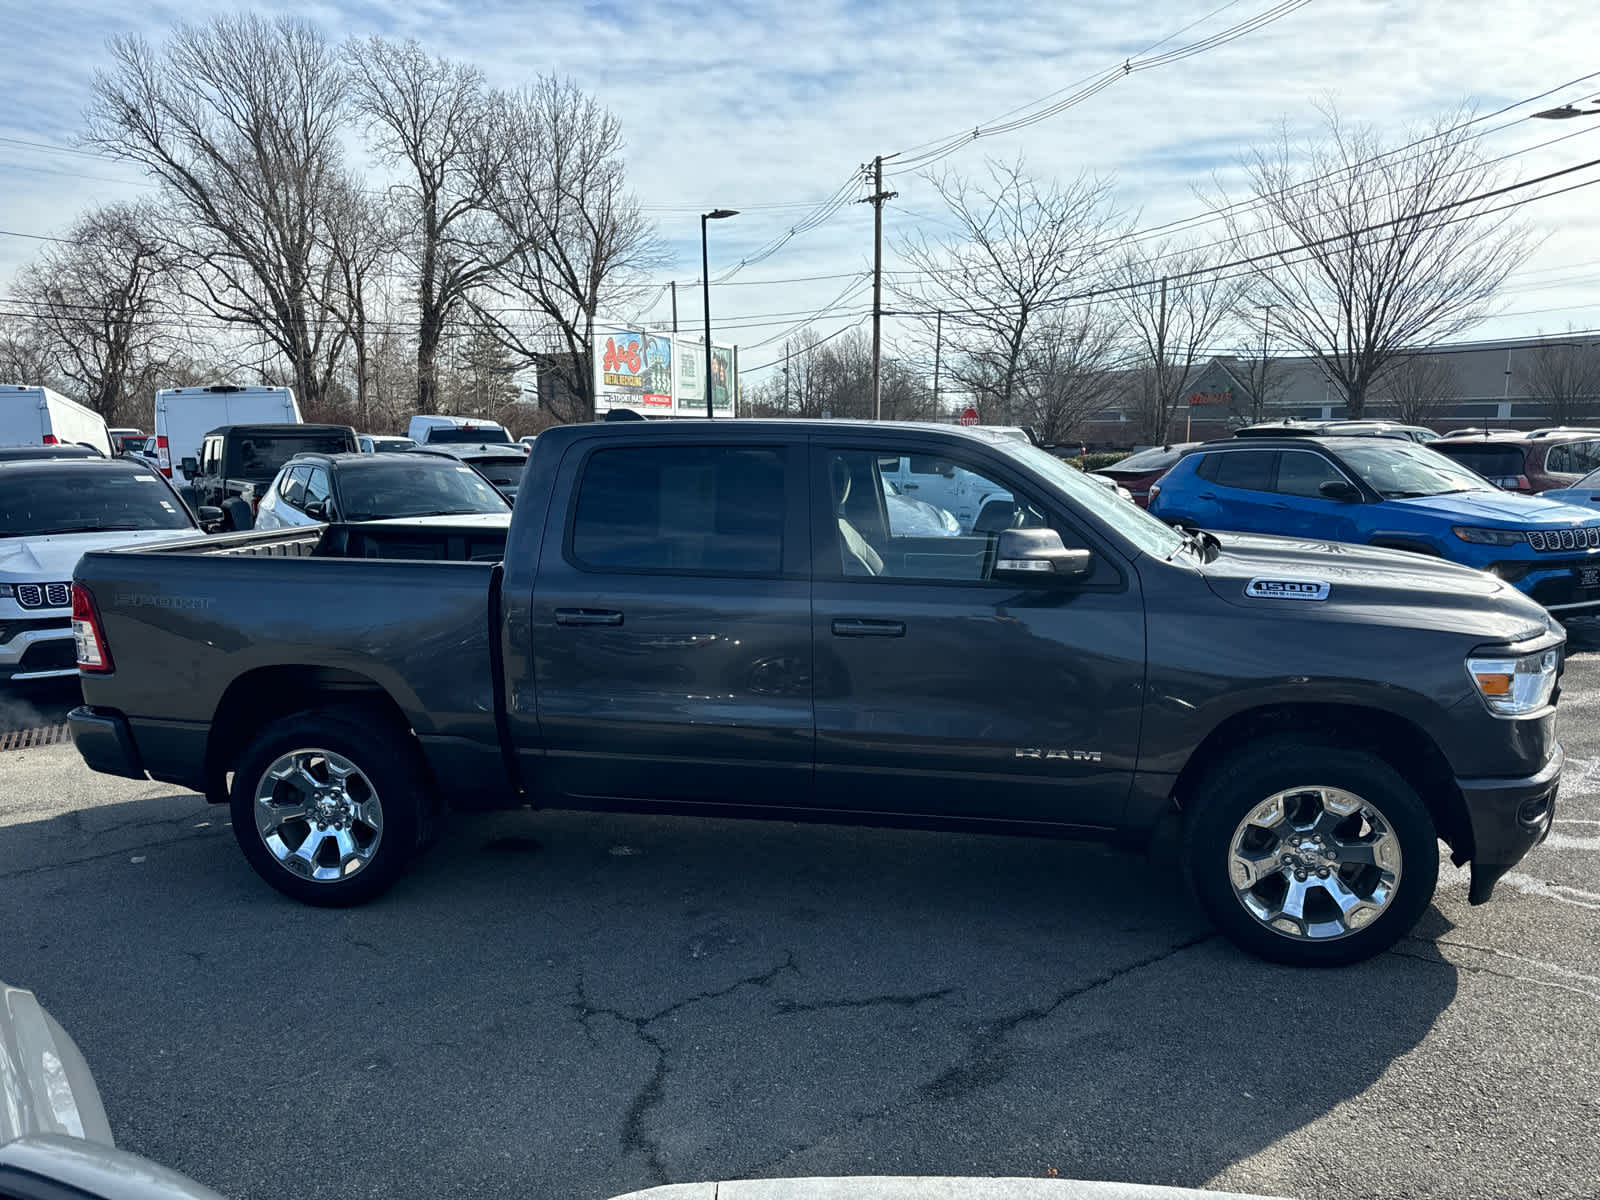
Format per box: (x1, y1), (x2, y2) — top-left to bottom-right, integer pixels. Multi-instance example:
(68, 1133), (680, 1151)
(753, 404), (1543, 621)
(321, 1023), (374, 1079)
(1384, 489), (1600, 528)
(0, 529), (200, 583)
(1194, 531), (1551, 635)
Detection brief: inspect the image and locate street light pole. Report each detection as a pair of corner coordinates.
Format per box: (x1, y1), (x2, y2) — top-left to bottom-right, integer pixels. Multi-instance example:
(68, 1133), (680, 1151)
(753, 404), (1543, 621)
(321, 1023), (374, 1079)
(701, 209), (739, 418)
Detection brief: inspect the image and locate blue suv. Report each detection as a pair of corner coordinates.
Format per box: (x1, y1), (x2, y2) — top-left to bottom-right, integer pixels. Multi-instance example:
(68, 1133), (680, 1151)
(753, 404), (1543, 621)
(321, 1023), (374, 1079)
(1148, 436), (1600, 614)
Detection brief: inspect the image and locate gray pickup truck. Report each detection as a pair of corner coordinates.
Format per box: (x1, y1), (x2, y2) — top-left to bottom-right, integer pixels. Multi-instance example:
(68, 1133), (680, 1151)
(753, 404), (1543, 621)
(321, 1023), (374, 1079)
(67, 420), (1564, 965)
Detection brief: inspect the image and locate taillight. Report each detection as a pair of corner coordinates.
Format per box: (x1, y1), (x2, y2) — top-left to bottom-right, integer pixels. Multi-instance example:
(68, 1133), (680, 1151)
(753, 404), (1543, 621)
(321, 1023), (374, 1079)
(73, 584), (113, 674)
(41, 433), (58, 445)
(157, 435), (172, 477)
(1147, 483), (1162, 503)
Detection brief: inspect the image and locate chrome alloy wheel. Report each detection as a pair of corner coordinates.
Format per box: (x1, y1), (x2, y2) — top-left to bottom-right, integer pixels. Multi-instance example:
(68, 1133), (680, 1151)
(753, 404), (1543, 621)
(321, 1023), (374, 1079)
(253, 748), (384, 883)
(1227, 786), (1403, 941)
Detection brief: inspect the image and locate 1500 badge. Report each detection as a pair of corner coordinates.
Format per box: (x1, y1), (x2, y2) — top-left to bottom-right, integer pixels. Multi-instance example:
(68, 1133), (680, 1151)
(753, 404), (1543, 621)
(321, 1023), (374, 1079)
(1245, 578), (1330, 601)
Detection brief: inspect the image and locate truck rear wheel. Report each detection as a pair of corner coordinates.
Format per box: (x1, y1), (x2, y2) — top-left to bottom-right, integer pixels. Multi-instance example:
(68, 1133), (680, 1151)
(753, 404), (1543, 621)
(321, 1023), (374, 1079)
(229, 706), (426, 906)
(1184, 737), (1438, 966)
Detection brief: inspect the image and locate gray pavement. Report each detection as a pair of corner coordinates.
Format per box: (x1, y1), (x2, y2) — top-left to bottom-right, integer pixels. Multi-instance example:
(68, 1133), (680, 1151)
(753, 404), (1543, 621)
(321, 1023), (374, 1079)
(3, 642), (1600, 1200)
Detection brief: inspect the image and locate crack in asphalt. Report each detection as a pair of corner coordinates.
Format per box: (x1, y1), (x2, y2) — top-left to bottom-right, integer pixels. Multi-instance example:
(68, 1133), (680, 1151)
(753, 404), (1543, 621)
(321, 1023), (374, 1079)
(774, 988), (956, 1015)
(0, 829), (225, 881)
(748, 932), (1216, 1178)
(570, 954), (799, 1184)
(917, 932), (1215, 1104)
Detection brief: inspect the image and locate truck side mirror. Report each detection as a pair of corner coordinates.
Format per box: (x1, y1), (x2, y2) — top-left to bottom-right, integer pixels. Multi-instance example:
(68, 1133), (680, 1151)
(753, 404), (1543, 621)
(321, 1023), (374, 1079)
(1318, 480), (1362, 503)
(197, 505), (223, 532)
(992, 528), (1093, 583)
(180, 457), (198, 476)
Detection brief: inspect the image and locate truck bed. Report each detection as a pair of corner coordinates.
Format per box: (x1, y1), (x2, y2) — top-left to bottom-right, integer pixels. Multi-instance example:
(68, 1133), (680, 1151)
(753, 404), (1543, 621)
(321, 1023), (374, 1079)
(73, 521), (514, 805)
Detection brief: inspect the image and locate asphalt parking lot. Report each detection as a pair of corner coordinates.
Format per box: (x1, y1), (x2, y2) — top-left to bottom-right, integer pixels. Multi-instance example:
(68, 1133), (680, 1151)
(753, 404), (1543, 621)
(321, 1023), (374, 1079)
(3, 635), (1600, 1200)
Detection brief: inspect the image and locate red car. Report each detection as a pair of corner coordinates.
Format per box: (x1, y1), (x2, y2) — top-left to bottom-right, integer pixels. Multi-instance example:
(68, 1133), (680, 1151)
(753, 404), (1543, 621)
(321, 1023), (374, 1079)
(1095, 442), (1202, 508)
(1430, 428), (1600, 493)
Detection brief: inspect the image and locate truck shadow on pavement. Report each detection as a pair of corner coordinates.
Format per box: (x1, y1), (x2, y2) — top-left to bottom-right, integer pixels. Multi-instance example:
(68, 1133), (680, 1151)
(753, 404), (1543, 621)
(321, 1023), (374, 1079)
(1, 791), (1459, 1200)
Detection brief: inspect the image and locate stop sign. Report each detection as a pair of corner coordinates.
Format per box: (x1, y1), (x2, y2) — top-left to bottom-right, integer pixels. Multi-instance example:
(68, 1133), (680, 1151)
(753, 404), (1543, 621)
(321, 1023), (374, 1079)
(960, 407), (979, 426)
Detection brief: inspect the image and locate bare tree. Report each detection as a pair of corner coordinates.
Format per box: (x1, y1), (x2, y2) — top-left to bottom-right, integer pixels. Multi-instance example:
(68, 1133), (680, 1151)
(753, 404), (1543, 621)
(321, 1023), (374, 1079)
(1524, 333), (1600, 426)
(1225, 303), (1290, 426)
(0, 317), (61, 387)
(1376, 352), (1460, 426)
(892, 158), (1126, 424)
(1115, 242), (1239, 442)
(86, 14), (354, 407)
(345, 37), (514, 411)
(1010, 307), (1124, 444)
(474, 77), (663, 424)
(321, 182), (397, 430)
(14, 202), (171, 423)
(1220, 104), (1536, 418)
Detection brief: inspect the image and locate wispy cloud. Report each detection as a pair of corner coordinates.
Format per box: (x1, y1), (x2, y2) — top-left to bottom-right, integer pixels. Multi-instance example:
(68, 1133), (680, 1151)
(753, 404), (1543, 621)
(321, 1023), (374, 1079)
(4, 0), (1600, 371)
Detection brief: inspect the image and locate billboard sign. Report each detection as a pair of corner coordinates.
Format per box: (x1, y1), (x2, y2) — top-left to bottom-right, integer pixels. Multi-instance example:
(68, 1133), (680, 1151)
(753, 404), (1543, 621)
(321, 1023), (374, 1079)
(595, 330), (736, 417)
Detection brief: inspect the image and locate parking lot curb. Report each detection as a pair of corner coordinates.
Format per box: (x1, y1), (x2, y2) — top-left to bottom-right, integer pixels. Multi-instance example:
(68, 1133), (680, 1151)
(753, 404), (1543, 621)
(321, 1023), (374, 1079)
(607, 1177), (1289, 1200)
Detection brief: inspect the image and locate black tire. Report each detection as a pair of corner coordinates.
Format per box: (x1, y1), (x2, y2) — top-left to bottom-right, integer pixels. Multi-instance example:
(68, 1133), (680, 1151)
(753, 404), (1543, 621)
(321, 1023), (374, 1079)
(221, 497), (253, 531)
(1184, 736), (1438, 967)
(229, 705), (427, 906)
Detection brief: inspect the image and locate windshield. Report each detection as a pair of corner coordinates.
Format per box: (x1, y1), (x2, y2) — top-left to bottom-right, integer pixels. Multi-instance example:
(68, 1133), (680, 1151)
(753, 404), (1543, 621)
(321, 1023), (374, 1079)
(425, 427), (511, 444)
(226, 433), (353, 480)
(999, 441), (1186, 558)
(368, 437), (416, 452)
(0, 467), (195, 536)
(1337, 442), (1497, 497)
(338, 458), (510, 520)
(461, 456), (525, 489)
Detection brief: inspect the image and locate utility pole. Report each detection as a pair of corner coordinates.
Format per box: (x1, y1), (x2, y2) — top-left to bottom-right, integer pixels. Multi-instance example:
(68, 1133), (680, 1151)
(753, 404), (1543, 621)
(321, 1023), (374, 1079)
(783, 346), (790, 412)
(932, 311), (943, 413)
(860, 153), (899, 420)
(670, 281), (678, 333)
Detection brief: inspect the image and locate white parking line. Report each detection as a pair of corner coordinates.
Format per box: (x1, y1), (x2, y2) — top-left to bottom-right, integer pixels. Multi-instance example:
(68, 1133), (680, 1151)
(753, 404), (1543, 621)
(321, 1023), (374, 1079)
(1539, 832), (1600, 852)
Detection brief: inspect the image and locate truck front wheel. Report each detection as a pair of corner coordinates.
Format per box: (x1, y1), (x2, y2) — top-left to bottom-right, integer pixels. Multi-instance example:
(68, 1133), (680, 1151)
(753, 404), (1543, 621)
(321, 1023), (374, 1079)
(229, 706), (426, 906)
(1184, 738), (1438, 966)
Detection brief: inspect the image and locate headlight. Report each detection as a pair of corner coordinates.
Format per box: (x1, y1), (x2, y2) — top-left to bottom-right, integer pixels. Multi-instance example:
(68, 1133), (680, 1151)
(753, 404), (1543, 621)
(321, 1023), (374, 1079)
(1453, 527), (1527, 546)
(1467, 648), (1560, 716)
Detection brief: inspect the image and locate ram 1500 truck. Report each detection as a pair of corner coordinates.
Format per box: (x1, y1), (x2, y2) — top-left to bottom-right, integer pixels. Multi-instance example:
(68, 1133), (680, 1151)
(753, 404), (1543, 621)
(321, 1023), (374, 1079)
(67, 421), (1564, 966)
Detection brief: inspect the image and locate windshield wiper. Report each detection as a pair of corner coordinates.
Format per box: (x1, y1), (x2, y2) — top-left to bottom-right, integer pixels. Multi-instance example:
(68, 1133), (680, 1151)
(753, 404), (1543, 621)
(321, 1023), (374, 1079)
(24, 523), (147, 535)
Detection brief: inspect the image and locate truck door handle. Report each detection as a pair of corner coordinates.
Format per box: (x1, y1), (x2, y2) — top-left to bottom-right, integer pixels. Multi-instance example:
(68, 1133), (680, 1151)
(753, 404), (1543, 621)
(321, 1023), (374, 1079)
(555, 608), (623, 627)
(900, 483), (919, 491)
(832, 618), (906, 637)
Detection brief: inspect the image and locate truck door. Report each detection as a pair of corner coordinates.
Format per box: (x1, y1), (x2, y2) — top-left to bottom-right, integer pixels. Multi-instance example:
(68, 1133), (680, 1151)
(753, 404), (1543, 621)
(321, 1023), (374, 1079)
(809, 437), (1144, 829)
(531, 437), (814, 808)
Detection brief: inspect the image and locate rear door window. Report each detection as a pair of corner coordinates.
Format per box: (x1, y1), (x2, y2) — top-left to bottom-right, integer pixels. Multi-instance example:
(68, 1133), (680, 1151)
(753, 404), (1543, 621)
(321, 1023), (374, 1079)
(571, 445), (785, 575)
(1196, 450), (1274, 492)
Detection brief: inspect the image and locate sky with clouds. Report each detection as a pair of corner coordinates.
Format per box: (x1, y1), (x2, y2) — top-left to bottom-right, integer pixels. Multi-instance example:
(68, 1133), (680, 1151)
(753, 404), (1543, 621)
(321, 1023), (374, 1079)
(3, 0), (1600, 385)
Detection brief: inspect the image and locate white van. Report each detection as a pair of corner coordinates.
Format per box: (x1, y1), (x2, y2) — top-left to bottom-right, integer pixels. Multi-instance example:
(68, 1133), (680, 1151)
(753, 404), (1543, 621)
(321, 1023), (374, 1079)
(407, 414), (513, 447)
(154, 385), (299, 484)
(0, 385), (112, 456)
